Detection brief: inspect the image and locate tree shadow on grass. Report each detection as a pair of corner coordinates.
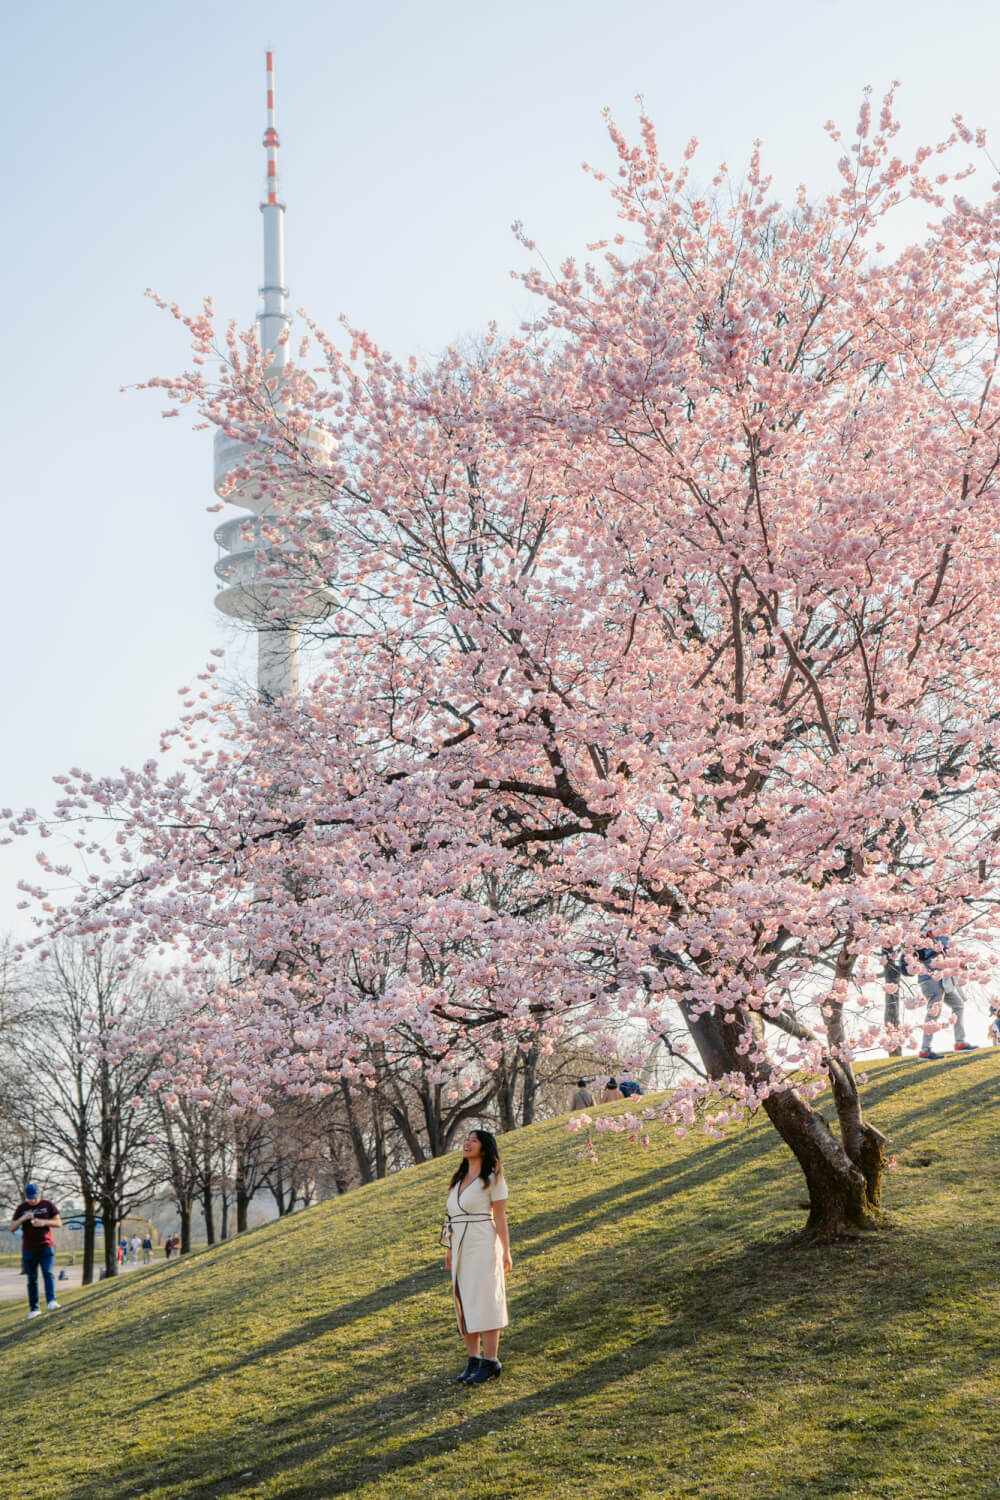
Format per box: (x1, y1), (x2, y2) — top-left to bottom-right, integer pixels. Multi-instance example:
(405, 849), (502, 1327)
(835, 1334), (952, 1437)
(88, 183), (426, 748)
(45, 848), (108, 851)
(856, 1053), (996, 1108)
(56, 1215), (991, 1500)
(859, 1063), (1000, 1147)
(115, 1129), (787, 1423)
(51, 1234), (777, 1500)
(0, 1261), (198, 1357)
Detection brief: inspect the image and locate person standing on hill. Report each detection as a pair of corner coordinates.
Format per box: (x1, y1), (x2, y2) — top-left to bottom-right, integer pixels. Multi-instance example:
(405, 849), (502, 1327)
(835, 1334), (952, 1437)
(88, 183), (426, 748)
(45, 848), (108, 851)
(10, 1182), (62, 1321)
(570, 1079), (595, 1110)
(913, 935), (978, 1060)
(442, 1129), (512, 1386)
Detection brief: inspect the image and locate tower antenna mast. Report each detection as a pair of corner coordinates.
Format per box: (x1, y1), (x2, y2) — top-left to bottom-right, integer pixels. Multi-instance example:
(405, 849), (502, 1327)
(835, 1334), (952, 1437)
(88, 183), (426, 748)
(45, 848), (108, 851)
(258, 50), (289, 367)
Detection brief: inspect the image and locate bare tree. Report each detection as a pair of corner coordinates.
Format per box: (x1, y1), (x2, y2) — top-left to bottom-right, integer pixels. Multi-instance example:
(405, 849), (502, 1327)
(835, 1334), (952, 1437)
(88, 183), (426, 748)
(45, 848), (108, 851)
(25, 941), (159, 1281)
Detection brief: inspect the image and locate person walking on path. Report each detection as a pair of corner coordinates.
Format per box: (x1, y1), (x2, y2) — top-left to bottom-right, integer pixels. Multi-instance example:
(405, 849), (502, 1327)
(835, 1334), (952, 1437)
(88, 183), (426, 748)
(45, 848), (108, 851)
(913, 935), (978, 1060)
(141, 1235), (153, 1265)
(570, 1079), (595, 1110)
(10, 1183), (62, 1320)
(442, 1130), (512, 1387)
(601, 1078), (623, 1102)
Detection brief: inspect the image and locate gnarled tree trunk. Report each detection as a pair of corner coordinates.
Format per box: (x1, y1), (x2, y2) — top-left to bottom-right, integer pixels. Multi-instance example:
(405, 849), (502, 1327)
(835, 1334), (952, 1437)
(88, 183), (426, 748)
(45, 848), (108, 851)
(704, 1002), (887, 1238)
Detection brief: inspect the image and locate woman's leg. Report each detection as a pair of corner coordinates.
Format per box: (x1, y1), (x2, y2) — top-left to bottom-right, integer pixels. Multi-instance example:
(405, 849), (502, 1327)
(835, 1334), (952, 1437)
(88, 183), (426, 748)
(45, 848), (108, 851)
(464, 1327), (503, 1380)
(454, 1284), (481, 1356)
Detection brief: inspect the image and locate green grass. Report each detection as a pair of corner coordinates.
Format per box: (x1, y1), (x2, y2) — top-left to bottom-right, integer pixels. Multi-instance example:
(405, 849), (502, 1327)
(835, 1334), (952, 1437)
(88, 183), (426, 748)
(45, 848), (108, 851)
(1, 1054), (999, 1498)
(0, 1251), (82, 1268)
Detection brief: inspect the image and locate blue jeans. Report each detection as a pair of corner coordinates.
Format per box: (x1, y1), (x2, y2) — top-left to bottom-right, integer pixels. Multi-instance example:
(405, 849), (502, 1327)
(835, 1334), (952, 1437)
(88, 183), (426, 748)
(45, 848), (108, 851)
(23, 1245), (55, 1311)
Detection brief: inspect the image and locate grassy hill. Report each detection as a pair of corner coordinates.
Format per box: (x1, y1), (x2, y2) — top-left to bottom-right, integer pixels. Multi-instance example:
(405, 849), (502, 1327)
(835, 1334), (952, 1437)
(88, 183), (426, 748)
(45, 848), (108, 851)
(1, 1054), (999, 1499)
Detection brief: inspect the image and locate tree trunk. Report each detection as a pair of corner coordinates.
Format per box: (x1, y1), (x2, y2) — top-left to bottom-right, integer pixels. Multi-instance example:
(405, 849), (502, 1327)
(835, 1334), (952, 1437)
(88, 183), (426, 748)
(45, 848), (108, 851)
(520, 1045), (539, 1127)
(495, 1056), (517, 1134)
(883, 954), (903, 1057)
(678, 998), (731, 1077)
(81, 1195), (96, 1285)
(421, 1081), (451, 1158)
(272, 1164), (289, 1215)
(235, 1142), (250, 1234)
(202, 1189), (216, 1245)
(726, 1005), (886, 1238)
(179, 1200), (192, 1254)
(371, 1094), (387, 1178)
(331, 1165), (350, 1195)
(383, 1072), (427, 1165)
(761, 1084), (883, 1235)
(340, 1083), (374, 1183)
(101, 1202), (118, 1279)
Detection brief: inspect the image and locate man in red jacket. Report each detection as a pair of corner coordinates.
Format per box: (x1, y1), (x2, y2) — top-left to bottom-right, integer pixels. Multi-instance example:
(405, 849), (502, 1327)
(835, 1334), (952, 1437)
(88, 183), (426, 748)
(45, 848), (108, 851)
(10, 1183), (62, 1320)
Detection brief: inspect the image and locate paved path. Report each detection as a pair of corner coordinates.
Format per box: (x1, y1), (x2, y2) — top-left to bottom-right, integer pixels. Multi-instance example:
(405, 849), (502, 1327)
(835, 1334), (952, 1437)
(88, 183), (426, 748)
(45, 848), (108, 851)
(0, 1259), (154, 1302)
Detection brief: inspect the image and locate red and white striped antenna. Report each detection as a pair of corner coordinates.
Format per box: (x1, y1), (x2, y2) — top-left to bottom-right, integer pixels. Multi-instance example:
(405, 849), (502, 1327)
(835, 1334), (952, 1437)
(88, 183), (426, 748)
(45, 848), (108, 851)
(263, 50), (280, 207)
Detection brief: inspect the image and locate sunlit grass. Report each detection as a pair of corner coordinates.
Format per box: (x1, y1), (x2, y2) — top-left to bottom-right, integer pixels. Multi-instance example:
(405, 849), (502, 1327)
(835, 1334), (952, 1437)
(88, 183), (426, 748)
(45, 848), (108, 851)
(1, 1053), (998, 1498)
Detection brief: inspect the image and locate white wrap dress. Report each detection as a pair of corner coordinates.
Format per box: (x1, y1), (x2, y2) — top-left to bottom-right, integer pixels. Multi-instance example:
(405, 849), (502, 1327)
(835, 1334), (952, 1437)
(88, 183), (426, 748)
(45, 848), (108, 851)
(444, 1169), (509, 1334)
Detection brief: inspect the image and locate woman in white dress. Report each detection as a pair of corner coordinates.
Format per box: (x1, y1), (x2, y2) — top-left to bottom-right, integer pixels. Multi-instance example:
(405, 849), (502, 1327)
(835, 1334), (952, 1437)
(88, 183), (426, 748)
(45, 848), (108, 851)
(442, 1129), (512, 1385)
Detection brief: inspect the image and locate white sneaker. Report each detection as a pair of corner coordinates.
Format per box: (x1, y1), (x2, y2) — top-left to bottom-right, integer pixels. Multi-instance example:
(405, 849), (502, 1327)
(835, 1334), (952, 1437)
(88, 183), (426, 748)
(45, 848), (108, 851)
(47, 1300), (61, 1310)
(27, 1309), (41, 1319)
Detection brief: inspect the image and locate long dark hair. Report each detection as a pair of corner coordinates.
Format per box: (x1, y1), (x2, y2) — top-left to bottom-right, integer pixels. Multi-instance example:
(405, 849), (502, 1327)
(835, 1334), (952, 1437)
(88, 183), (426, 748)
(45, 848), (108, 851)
(449, 1129), (503, 1190)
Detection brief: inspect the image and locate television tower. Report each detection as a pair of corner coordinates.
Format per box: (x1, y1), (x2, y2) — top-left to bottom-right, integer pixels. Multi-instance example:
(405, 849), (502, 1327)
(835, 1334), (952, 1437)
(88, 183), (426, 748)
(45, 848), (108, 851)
(212, 53), (329, 701)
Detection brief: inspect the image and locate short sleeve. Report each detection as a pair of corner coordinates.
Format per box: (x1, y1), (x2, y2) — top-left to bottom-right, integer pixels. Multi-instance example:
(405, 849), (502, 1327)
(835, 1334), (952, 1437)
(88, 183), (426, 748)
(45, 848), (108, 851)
(489, 1172), (508, 1204)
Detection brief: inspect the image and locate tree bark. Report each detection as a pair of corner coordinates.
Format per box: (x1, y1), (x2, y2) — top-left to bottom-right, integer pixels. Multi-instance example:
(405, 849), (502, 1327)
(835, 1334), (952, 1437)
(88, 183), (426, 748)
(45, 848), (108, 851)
(235, 1145), (250, 1234)
(202, 1188), (216, 1245)
(81, 1195), (96, 1286)
(883, 954), (903, 1057)
(721, 1006), (886, 1238)
(101, 1200), (118, 1279)
(340, 1083), (374, 1183)
(371, 1094), (387, 1178)
(678, 997), (731, 1077)
(520, 1044), (539, 1126)
(495, 1055), (517, 1134)
(761, 1084), (881, 1235)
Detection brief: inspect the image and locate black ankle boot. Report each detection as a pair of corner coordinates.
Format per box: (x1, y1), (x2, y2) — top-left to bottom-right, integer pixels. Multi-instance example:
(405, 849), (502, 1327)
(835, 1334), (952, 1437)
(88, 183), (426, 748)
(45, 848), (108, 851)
(456, 1356), (482, 1383)
(466, 1358), (501, 1385)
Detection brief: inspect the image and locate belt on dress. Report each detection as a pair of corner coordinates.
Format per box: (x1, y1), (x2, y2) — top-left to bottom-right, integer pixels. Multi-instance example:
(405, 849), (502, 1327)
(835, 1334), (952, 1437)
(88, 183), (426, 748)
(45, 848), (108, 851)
(440, 1212), (494, 1247)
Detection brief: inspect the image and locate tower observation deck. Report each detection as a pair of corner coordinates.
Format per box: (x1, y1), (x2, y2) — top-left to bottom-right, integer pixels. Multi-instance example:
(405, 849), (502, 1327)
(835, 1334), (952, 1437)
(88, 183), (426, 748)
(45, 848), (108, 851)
(212, 52), (333, 701)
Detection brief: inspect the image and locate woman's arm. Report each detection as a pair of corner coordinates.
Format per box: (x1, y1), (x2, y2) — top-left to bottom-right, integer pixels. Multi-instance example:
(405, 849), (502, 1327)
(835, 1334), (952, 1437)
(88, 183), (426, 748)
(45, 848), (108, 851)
(491, 1201), (512, 1272)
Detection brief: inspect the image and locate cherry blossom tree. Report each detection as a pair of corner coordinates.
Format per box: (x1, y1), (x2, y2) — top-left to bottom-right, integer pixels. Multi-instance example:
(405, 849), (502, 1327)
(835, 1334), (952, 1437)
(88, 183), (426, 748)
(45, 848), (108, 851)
(15, 90), (1000, 1238)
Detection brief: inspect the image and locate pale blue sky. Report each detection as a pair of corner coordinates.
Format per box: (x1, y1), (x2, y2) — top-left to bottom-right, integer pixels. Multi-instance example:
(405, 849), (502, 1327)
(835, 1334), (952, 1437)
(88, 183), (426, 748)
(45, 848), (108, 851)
(4, 0), (1000, 931)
